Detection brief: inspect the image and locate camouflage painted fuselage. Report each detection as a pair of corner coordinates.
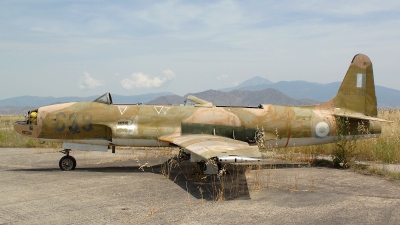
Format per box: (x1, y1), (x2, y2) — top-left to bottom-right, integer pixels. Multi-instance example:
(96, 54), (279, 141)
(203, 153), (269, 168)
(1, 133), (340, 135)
(13, 99), (381, 149)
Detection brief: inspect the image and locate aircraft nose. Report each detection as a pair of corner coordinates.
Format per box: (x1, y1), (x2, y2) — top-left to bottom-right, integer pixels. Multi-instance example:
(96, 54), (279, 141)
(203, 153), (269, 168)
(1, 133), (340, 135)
(13, 109), (40, 137)
(13, 121), (31, 136)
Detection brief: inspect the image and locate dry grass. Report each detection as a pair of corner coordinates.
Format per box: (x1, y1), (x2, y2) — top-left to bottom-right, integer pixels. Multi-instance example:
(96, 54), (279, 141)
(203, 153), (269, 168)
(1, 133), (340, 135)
(269, 109), (400, 166)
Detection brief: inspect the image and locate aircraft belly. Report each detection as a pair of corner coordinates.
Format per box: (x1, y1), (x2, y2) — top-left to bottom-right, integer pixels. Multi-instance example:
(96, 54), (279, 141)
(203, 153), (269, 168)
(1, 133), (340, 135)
(112, 138), (170, 147)
(38, 138), (111, 145)
(62, 142), (108, 152)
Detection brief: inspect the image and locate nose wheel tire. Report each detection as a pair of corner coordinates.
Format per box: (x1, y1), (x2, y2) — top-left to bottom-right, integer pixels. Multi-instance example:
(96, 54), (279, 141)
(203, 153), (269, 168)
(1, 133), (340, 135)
(59, 155), (76, 171)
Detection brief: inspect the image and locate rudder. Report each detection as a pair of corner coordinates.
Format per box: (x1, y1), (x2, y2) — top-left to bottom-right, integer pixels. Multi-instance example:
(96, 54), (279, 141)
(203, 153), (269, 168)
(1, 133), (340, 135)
(332, 54), (377, 117)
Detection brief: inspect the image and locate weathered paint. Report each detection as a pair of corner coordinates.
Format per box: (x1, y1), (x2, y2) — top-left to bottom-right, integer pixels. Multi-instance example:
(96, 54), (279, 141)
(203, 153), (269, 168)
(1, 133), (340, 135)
(13, 54), (390, 165)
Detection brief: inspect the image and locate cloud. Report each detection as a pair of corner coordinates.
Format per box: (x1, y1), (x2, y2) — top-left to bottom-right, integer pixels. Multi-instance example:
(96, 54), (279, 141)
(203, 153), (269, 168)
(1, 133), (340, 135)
(121, 69), (176, 89)
(162, 69), (176, 79)
(217, 74), (229, 81)
(78, 72), (104, 90)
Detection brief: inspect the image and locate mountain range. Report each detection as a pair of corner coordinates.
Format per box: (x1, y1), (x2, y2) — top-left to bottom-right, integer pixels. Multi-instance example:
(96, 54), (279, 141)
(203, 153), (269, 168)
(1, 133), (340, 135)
(0, 92), (172, 114)
(220, 76), (400, 107)
(1, 76), (399, 114)
(147, 89), (317, 106)
(0, 92), (173, 108)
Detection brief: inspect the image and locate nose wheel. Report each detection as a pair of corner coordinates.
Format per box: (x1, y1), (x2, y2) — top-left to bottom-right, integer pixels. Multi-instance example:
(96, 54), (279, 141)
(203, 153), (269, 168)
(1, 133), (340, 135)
(59, 149), (76, 171)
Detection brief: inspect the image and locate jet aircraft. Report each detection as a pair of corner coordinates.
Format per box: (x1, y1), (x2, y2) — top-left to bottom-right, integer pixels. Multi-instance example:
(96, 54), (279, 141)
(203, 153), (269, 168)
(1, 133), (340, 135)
(14, 54), (390, 174)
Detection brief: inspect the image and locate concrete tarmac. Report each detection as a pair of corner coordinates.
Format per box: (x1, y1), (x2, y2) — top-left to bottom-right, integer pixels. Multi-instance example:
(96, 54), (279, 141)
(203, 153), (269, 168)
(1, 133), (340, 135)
(1, 148), (400, 224)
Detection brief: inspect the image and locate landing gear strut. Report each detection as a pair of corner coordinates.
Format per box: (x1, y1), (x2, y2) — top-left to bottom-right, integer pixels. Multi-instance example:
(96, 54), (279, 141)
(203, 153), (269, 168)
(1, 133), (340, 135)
(197, 158), (222, 175)
(59, 149), (76, 171)
(178, 149), (190, 162)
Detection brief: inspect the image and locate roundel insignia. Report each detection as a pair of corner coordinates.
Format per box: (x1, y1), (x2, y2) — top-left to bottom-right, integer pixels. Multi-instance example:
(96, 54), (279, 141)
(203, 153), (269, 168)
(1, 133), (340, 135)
(315, 121), (330, 138)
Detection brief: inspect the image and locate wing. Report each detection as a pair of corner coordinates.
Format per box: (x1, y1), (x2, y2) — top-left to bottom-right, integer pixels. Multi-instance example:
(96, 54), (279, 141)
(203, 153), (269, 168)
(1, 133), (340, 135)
(159, 134), (261, 163)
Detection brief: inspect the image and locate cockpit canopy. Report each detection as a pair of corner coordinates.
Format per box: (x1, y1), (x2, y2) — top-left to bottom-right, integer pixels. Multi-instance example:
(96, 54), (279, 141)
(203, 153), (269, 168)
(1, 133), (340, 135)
(93, 92), (113, 105)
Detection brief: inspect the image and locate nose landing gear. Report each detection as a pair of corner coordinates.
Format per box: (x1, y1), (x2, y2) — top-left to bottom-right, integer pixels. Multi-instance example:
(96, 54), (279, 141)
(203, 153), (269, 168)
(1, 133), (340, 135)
(59, 149), (76, 171)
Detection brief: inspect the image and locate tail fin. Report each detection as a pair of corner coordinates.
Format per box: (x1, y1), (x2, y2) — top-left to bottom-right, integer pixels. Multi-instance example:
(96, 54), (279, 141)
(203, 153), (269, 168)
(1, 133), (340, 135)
(332, 54), (377, 117)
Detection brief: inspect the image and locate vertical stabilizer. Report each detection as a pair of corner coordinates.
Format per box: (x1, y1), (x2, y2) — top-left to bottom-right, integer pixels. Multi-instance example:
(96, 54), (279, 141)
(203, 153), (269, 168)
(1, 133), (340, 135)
(332, 54), (377, 116)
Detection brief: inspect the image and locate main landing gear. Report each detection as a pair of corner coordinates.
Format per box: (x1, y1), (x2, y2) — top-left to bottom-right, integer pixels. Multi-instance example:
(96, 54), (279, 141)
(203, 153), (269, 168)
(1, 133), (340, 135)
(59, 149), (76, 171)
(197, 158), (222, 175)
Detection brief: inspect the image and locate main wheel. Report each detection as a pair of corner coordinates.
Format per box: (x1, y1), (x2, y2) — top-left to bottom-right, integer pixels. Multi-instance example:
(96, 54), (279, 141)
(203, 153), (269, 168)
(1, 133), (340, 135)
(59, 155), (76, 171)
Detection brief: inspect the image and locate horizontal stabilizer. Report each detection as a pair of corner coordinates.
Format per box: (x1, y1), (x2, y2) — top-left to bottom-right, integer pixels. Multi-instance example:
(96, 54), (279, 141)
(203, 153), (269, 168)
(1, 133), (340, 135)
(334, 113), (392, 123)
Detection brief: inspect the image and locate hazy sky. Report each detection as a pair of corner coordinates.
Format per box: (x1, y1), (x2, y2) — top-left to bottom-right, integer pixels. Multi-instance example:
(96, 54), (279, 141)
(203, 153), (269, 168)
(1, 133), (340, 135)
(1, 0), (399, 99)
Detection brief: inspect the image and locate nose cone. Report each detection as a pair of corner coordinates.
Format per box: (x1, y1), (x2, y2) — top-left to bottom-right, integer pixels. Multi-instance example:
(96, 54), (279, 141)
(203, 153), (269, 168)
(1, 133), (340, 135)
(13, 109), (41, 138)
(13, 121), (38, 137)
